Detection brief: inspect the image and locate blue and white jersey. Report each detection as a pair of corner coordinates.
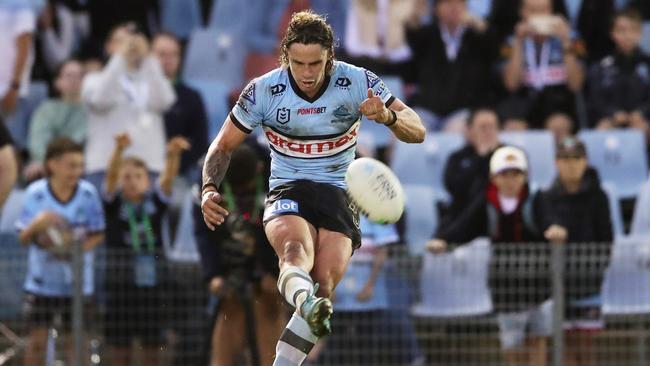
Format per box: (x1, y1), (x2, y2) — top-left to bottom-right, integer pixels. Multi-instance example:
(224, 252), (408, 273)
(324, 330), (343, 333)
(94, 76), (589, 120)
(231, 61), (394, 190)
(16, 179), (105, 296)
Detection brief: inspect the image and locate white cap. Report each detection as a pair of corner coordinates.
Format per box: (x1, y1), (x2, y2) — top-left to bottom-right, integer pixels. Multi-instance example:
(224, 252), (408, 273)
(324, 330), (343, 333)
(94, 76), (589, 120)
(490, 146), (528, 175)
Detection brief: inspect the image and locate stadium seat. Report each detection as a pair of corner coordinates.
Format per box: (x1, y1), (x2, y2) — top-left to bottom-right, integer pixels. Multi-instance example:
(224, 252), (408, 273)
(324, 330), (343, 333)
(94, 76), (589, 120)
(602, 236), (650, 315)
(630, 178), (650, 237)
(182, 28), (247, 89)
(207, 0), (253, 32)
(391, 132), (464, 201)
(159, 0), (202, 39)
(499, 130), (556, 190)
(403, 184), (437, 255)
(167, 188), (200, 263)
(602, 183), (625, 239)
(184, 79), (231, 140)
(412, 238), (493, 317)
(578, 129), (649, 199)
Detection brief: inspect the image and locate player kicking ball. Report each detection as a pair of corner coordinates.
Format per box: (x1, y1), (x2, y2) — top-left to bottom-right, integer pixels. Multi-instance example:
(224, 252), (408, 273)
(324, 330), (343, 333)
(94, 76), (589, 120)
(201, 11), (425, 366)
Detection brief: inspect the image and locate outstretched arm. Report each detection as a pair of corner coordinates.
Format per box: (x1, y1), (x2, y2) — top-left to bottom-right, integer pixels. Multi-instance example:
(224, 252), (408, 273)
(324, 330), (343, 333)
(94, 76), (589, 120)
(159, 136), (190, 196)
(104, 133), (131, 196)
(201, 116), (249, 230)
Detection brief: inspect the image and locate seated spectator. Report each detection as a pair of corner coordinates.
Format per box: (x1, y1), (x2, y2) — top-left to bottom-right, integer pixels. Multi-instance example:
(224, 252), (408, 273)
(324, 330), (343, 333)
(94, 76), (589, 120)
(501, 0), (585, 129)
(428, 146), (552, 366)
(0, 118), (16, 211)
(442, 107), (501, 223)
(25, 59), (87, 181)
(587, 8), (650, 135)
(16, 137), (105, 366)
(1, 3), (36, 148)
(81, 23), (175, 189)
(406, 0), (496, 131)
(194, 144), (285, 366)
(344, 0), (415, 77)
(102, 133), (188, 366)
(538, 137), (613, 366)
(152, 32), (208, 181)
(545, 112), (575, 143)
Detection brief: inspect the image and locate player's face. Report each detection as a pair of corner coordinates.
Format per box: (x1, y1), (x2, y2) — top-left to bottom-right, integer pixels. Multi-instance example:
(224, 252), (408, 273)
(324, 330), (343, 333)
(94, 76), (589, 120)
(612, 16), (642, 54)
(287, 43), (329, 97)
(120, 163), (150, 201)
(48, 152), (84, 188)
(492, 170), (526, 198)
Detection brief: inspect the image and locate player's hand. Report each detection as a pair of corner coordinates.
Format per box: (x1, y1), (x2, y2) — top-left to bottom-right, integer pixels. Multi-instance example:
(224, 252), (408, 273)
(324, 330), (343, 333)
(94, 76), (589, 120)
(201, 190), (229, 230)
(544, 224), (568, 244)
(360, 88), (392, 125)
(356, 283), (375, 302)
(114, 133), (132, 151)
(167, 136), (191, 156)
(426, 239), (448, 254)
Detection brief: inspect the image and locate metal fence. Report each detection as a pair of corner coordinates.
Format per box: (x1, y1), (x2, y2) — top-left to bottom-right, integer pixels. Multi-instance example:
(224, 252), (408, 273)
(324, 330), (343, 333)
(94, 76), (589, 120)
(1, 232), (650, 366)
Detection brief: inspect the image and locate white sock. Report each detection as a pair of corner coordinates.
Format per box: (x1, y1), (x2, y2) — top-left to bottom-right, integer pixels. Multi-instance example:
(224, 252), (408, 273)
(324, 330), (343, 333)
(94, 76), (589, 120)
(277, 266), (314, 311)
(273, 313), (319, 366)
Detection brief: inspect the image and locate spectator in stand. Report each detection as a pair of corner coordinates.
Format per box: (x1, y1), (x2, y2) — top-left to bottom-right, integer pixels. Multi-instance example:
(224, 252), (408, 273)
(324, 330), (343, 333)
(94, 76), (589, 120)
(406, 0), (497, 131)
(0, 118), (16, 211)
(442, 107), (501, 223)
(25, 59), (87, 182)
(428, 146), (553, 366)
(538, 137), (612, 366)
(552, 0), (616, 64)
(16, 137), (105, 366)
(545, 112), (575, 143)
(152, 32), (208, 180)
(501, 0), (585, 130)
(81, 23), (175, 189)
(344, 0), (415, 77)
(0, 3), (36, 148)
(102, 133), (189, 366)
(587, 9), (650, 135)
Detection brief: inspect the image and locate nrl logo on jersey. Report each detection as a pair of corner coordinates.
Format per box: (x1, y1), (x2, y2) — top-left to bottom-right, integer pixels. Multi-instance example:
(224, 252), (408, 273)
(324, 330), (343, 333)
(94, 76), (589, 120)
(276, 107), (290, 124)
(365, 70), (381, 89)
(241, 82), (256, 104)
(270, 83), (286, 96)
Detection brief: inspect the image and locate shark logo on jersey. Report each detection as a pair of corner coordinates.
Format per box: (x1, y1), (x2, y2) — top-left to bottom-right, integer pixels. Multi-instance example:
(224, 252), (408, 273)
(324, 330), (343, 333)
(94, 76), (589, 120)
(335, 77), (352, 88)
(365, 70), (381, 89)
(331, 105), (358, 124)
(241, 82), (256, 104)
(270, 83), (286, 96)
(276, 107), (291, 124)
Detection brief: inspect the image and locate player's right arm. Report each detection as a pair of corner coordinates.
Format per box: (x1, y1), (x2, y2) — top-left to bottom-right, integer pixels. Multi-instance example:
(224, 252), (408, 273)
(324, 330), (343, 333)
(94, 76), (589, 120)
(201, 115), (248, 230)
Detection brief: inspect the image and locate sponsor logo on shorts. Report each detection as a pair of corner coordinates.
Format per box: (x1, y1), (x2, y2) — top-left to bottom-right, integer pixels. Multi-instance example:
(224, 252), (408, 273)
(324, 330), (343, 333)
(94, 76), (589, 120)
(297, 107), (327, 115)
(264, 121), (360, 158)
(265, 199), (299, 219)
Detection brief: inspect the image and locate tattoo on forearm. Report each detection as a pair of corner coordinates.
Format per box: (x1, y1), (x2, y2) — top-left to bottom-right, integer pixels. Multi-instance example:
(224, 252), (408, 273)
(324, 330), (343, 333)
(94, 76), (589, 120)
(202, 149), (231, 190)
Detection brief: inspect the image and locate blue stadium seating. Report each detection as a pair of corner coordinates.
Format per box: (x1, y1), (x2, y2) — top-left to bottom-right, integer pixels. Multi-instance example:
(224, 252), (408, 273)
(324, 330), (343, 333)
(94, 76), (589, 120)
(499, 130), (557, 190)
(184, 79), (231, 140)
(182, 28), (247, 89)
(159, 0), (202, 39)
(602, 236), (650, 315)
(391, 132), (464, 202)
(630, 178), (650, 237)
(578, 129), (649, 199)
(603, 183), (625, 239)
(403, 184), (437, 255)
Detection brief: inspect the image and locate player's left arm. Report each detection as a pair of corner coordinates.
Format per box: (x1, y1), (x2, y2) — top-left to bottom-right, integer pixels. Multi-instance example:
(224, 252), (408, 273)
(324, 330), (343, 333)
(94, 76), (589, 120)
(359, 88), (425, 143)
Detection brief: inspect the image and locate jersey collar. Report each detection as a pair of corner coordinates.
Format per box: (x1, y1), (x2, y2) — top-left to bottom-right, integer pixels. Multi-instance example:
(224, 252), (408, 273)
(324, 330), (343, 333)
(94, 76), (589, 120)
(287, 69), (331, 103)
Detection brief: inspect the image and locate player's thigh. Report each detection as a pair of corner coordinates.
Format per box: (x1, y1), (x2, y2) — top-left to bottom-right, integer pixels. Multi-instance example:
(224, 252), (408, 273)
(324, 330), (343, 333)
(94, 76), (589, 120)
(311, 228), (353, 294)
(265, 215), (318, 266)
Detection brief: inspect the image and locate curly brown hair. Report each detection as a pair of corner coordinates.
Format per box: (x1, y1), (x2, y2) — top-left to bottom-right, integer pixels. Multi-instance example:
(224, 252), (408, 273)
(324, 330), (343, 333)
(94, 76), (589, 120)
(279, 11), (336, 75)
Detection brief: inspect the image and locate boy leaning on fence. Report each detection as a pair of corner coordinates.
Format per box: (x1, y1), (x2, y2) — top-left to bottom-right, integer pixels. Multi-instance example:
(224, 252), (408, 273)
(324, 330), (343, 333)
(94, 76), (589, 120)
(427, 145), (557, 366)
(16, 137), (106, 366)
(101, 132), (188, 365)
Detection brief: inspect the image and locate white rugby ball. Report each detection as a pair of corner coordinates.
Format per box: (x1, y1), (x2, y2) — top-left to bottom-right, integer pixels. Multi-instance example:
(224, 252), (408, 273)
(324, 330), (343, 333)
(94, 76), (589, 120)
(345, 157), (405, 224)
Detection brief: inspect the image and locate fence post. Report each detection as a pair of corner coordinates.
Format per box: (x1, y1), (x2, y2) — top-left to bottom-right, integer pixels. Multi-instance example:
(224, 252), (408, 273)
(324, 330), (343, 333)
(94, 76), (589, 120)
(71, 230), (84, 366)
(551, 243), (565, 366)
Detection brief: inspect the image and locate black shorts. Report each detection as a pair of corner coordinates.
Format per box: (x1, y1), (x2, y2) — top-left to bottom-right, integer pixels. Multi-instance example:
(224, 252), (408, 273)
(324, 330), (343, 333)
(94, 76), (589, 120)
(263, 180), (361, 250)
(104, 285), (165, 346)
(23, 293), (92, 330)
